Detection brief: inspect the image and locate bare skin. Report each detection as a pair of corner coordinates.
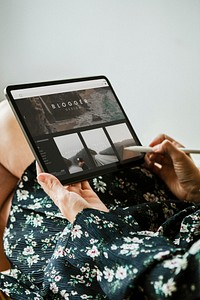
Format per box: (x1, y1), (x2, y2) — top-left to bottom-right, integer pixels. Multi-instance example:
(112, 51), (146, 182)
(37, 168), (109, 223)
(0, 100), (34, 271)
(145, 134), (200, 202)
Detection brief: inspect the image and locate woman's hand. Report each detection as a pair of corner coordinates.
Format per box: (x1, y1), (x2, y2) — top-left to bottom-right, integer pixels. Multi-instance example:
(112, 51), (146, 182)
(145, 134), (200, 202)
(36, 164), (109, 223)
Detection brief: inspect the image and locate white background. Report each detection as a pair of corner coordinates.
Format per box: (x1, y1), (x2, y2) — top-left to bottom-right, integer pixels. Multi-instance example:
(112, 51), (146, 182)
(1, 0), (200, 161)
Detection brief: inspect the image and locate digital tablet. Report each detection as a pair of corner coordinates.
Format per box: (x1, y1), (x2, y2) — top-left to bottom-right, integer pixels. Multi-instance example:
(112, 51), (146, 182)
(5, 75), (144, 184)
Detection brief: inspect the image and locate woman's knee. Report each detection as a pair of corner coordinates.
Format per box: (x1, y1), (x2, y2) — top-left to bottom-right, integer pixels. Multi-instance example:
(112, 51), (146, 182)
(0, 100), (34, 178)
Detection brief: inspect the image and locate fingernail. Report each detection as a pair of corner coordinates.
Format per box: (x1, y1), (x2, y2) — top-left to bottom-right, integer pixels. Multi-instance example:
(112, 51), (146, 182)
(37, 174), (45, 183)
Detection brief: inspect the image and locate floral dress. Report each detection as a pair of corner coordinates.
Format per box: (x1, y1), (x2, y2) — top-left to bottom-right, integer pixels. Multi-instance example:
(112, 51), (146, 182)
(0, 162), (199, 299)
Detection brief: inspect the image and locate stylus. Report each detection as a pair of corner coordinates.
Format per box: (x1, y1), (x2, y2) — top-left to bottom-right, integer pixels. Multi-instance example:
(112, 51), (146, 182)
(125, 146), (200, 154)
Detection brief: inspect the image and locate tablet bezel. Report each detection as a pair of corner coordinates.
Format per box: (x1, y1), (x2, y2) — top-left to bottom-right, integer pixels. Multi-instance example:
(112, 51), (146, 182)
(5, 75), (144, 184)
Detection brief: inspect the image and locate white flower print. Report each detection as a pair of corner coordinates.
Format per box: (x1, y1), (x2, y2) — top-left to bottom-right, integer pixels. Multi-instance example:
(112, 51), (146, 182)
(163, 256), (187, 275)
(133, 268), (138, 274)
(103, 251), (108, 259)
(27, 254), (40, 266)
(10, 216), (16, 222)
(28, 202), (42, 210)
(71, 290), (78, 296)
(25, 214), (43, 227)
(33, 214), (43, 227)
(31, 241), (37, 247)
(60, 226), (71, 237)
(23, 175), (28, 181)
(60, 290), (70, 299)
(71, 225), (83, 239)
(120, 242), (140, 256)
(80, 295), (89, 299)
(103, 267), (114, 282)
(50, 282), (59, 293)
(85, 231), (89, 238)
(18, 181), (24, 188)
(89, 238), (98, 244)
(54, 245), (66, 258)
(162, 278), (177, 297)
(16, 189), (29, 201)
(111, 244), (118, 250)
(115, 266), (127, 280)
(55, 275), (62, 282)
(96, 269), (103, 281)
(80, 266), (86, 272)
(23, 246), (34, 256)
(93, 177), (107, 193)
(86, 245), (100, 258)
(108, 222), (114, 228)
(123, 236), (143, 244)
(154, 278), (163, 293)
(180, 223), (189, 233)
(10, 268), (20, 279)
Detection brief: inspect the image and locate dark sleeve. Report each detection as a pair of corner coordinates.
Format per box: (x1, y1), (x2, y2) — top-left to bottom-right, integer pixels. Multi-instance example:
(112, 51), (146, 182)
(65, 208), (200, 299)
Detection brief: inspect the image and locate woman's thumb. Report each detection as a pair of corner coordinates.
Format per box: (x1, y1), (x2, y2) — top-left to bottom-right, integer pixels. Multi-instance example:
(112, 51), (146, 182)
(37, 172), (66, 206)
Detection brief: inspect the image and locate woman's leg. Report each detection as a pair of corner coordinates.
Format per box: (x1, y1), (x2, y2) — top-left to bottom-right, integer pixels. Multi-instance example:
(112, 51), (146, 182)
(0, 100), (34, 271)
(0, 100), (34, 208)
(0, 100), (34, 180)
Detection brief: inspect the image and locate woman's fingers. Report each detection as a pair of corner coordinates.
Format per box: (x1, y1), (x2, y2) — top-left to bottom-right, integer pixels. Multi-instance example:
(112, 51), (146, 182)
(153, 140), (187, 161)
(67, 181), (93, 196)
(68, 181), (91, 190)
(37, 172), (68, 207)
(149, 133), (184, 149)
(67, 182), (82, 191)
(81, 180), (92, 190)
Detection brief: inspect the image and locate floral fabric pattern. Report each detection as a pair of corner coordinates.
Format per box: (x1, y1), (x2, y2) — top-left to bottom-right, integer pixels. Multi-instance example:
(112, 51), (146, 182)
(0, 162), (199, 299)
